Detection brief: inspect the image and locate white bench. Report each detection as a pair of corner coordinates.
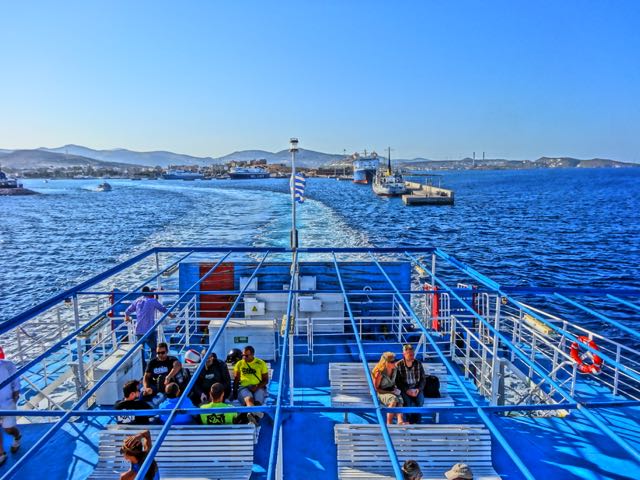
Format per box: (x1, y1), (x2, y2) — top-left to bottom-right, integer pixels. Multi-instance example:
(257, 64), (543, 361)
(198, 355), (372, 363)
(334, 423), (500, 480)
(329, 362), (454, 422)
(89, 424), (256, 480)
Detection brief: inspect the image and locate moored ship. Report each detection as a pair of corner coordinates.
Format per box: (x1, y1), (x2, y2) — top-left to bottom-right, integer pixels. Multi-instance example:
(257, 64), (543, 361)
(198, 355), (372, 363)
(372, 148), (407, 196)
(352, 151), (380, 184)
(161, 169), (205, 180)
(228, 166), (270, 179)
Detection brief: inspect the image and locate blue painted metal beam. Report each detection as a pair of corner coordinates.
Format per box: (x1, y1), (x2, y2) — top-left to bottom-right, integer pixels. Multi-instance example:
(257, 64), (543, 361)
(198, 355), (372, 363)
(431, 249), (640, 465)
(134, 251), (272, 480)
(0, 251), (232, 480)
(333, 254), (407, 480)
(0, 247), (156, 334)
(0, 250), (196, 392)
(555, 293), (640, 342)
(266, 258), (297, 480)
(607, 294), (640, 313)
(373, 253), (537, 480)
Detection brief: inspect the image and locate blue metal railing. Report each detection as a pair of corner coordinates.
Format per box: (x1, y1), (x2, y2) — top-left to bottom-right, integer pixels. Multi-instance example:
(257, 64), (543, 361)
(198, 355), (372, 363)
(2, 246), (640, 479)
(134, 251), (272, 480)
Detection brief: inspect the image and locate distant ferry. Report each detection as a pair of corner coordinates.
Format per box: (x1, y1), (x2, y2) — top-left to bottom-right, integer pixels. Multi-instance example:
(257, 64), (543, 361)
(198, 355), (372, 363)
(161, 169), (205, 180)
(228, 166), (270, 179)
(353, 151), (380, 184)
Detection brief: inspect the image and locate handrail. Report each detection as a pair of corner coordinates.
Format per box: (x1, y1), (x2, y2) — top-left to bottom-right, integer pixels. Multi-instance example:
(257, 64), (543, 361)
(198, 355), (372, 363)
(333, 253), (404, 480)
(134, 251), (271, 480)
(0, 247), (156, 333)
(0, 251), (231, 480)
(430, 249), (640, 464)
(375, 253), (536, 480)
(266, 256), (297, 480)
(0, 250), (196, 392)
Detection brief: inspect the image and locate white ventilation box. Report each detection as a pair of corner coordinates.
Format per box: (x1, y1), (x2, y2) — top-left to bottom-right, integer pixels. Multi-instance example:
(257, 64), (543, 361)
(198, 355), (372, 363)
(91, 345), (143, 405)
(299, 296), (322, 312)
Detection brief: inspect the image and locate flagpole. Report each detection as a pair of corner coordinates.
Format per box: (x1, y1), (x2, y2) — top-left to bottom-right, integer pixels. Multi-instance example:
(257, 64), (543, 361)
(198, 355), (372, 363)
(289, 137), (299, 250)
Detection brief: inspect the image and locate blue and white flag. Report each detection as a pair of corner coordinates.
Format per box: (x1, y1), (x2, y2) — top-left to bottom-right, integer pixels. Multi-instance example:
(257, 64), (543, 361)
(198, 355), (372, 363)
(291, 173), (306, 203)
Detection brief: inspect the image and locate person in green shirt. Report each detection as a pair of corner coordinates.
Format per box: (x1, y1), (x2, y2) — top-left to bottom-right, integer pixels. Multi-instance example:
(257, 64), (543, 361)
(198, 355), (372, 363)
(232, 346), (269, 408)
(200, 383), (258, 425)
(200, 383), (237, 425)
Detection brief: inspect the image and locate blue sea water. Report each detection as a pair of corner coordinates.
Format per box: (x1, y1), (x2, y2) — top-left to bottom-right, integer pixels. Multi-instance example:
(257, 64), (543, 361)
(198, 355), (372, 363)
(1, 168), (639, 336)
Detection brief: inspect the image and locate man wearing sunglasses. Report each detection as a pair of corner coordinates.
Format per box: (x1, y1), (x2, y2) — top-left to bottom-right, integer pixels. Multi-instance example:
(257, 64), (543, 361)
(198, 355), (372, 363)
(142, 343), (188, 401)
(232, 346), (268, 410)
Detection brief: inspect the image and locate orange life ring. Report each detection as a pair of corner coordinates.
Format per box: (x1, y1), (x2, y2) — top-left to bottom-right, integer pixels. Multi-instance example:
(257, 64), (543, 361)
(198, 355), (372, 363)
(569, 336), (603, 374)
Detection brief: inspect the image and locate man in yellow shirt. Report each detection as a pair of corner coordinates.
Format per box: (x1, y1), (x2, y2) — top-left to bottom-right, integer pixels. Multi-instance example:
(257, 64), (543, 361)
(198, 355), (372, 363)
(232, 345), (268, 408)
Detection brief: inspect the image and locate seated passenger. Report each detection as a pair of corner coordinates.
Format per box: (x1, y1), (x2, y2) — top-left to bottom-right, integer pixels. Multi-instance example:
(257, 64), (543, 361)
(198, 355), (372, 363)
(115, 380), (153, 425)
(119, 430), (159, 480)
(402, 460), (423, 480)
(396, 344), (425, 424)
(200, 382), (258, 425)
(445, 463), (473, 480)
(142, 343), (189, 401)
(372, 352), (406, 425)
(233, 346), (268, 410)
(190, 352), (231, 405)
(158, 382), (196, 425)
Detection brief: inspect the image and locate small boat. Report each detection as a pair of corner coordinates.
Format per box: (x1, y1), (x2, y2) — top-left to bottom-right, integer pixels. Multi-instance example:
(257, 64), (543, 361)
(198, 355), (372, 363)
(96, 182), (112, 192)
(372, 147), (407, 196)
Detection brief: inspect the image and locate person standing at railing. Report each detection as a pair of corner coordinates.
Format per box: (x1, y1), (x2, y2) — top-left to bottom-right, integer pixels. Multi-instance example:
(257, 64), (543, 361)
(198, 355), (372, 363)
(0, 347), (22, 466)
(125, 286), (175, 366)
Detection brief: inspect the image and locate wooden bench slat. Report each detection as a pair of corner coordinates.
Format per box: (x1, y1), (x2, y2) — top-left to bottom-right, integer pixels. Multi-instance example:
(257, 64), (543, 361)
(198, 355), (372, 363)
(334, 424), (499, 480)
(90, 425), (255, 480)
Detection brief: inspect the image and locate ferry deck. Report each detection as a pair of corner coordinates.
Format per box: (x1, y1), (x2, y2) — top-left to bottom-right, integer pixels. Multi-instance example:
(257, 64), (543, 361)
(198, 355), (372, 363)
(1, 246), (640, 480)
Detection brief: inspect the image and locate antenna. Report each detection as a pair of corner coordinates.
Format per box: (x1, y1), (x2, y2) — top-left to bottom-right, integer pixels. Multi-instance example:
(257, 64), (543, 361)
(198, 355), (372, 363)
(387, 146), (392, 175)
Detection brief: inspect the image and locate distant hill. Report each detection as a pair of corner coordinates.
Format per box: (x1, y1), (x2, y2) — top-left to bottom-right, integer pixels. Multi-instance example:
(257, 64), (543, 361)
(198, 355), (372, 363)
(400, 156), (638, 170)
(41, 144), (216, 168)
(534, 157), (636, 168)
(0, 149), (142, 170)
(216, 148), (345, 168)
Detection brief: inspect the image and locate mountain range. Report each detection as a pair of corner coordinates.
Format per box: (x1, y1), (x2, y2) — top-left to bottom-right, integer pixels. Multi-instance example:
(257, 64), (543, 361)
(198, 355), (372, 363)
(0, 144), (344, 169)
(0, 144), (637, 171)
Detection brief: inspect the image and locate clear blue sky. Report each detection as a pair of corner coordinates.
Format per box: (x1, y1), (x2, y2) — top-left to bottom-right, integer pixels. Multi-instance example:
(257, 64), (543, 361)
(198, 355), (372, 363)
(1, 1), (639, 161)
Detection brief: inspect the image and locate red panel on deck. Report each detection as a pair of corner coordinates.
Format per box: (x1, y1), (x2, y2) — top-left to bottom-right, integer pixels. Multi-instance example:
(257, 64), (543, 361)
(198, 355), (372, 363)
(199, 263), (235, 327)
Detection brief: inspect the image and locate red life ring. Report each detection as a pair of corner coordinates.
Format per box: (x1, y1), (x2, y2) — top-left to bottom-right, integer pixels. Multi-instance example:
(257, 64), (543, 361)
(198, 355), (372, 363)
(569, 336), (603, 374)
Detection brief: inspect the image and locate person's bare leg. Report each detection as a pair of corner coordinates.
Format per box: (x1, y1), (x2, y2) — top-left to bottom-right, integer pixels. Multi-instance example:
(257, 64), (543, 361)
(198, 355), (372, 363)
(387, 400), (397, 424)
(244, 396), (255, 407)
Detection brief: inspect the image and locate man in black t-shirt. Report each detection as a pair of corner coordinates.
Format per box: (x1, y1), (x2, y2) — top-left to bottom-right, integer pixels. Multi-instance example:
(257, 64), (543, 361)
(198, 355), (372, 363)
(189, 352), (231, 405)
(142, 343), (189, 401)
(114, 380), (153, 425)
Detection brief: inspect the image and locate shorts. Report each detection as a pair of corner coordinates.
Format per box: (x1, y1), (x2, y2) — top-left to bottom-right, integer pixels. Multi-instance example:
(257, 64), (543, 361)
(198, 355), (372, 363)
(377, 392), (403, 407)
(238, 386), (267, 405)
(0, 402), (17, 428)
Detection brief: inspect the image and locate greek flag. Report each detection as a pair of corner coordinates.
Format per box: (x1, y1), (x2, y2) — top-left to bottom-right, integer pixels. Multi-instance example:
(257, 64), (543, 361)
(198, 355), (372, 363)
(291, 173), (306, 203)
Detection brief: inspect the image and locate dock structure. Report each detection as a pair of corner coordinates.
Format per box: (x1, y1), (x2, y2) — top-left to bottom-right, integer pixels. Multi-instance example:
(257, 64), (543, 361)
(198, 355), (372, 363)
(402, 181), (454, 205)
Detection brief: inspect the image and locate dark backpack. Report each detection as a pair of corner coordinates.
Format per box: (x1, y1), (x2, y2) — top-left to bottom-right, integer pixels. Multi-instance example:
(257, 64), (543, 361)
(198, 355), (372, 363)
(424, 375), (441, 398)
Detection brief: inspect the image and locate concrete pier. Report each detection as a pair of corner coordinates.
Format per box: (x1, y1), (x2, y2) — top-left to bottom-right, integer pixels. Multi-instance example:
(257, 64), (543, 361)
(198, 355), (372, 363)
(402, 181), (454, 205)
